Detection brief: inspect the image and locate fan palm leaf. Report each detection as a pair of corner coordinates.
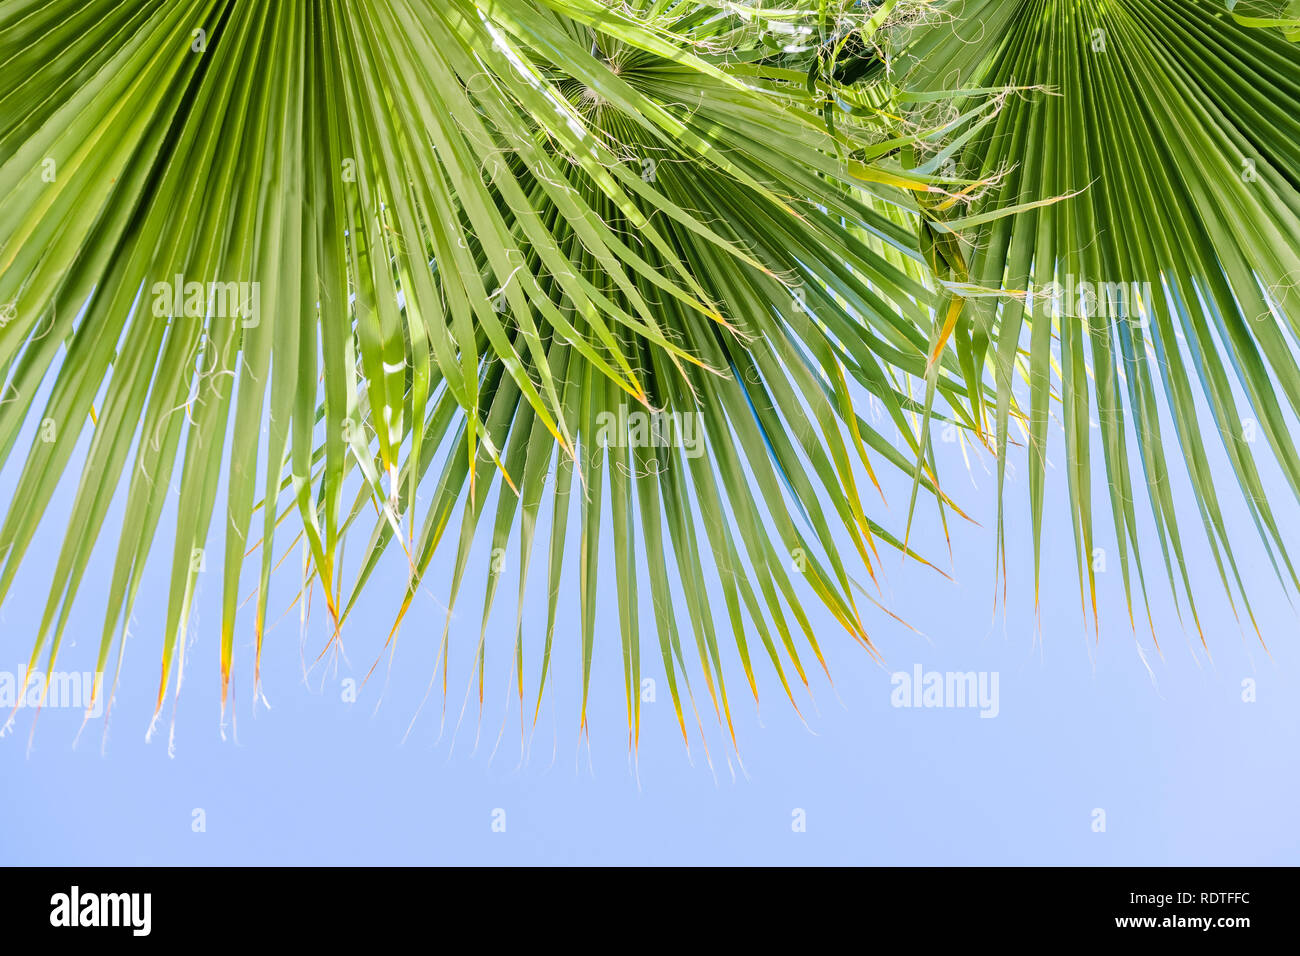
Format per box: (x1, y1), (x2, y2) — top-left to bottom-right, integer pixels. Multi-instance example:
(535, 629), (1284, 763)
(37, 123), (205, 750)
(891, 0), (1300, 639)
(0, 0), (982, 744)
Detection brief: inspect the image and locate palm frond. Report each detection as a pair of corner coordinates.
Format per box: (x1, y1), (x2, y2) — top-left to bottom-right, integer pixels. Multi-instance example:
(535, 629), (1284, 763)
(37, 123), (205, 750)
(0, 0), (972, 743)
(892, 0), (1300, 637)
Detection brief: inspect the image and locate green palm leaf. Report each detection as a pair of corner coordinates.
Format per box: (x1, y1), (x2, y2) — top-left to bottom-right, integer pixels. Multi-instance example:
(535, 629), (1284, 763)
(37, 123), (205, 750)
(0, 0), (976, 743)
(892, 0), (1300, 638)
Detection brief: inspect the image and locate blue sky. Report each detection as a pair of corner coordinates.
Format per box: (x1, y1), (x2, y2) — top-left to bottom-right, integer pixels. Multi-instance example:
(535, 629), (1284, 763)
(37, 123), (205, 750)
(2, 385), (1298, 867)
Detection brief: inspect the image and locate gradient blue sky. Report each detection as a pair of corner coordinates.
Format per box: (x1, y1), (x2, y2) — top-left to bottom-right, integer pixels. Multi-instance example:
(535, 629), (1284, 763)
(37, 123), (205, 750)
(2, 374), (1298, 866)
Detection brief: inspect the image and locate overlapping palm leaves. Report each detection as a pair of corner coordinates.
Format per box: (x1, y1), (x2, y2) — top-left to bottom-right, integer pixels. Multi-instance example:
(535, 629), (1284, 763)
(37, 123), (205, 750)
(5, 0), (1296, 752)
(0, 0), (984, 745)
(892, 0), (1300, 639)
